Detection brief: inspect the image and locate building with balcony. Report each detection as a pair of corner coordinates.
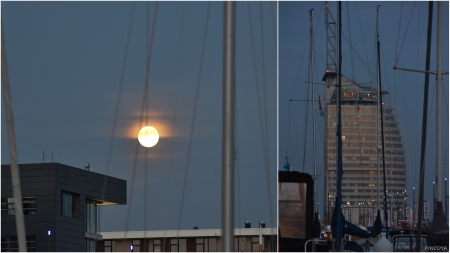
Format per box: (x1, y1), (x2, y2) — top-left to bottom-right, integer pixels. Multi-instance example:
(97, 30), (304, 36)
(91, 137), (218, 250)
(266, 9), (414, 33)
(322, 71), (408, 227)
(1, 163), (126, 251)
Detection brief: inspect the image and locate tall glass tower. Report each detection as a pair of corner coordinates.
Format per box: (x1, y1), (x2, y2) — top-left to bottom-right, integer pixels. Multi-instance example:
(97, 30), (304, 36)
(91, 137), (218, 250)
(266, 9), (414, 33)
(322, 71), (408, 227)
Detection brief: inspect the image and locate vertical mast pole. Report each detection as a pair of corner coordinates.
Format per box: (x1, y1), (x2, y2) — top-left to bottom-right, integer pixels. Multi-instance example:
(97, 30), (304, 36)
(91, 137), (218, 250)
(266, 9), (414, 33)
(335, 1), (343, 251)
(376, 5), (389, 234)
(222, 2), (235, 251)
(2, 24), (27, 252)
(310, 8), (318, 215)
(416, 1), (433, 250)
(376, 5), (381, 214)
(436, 1), (442, 204)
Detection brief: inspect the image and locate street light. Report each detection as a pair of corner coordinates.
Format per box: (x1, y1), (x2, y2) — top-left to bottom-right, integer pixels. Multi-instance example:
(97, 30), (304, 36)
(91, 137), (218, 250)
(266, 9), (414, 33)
(396, 192), (399, 221)
(441, 178), (448, 218)
(433, 181), (436, 211)
(389, 194), (392, 227)
(413, 187), (415, 223)
(404, 190), (407, 220)
(48, 230), (51, 252)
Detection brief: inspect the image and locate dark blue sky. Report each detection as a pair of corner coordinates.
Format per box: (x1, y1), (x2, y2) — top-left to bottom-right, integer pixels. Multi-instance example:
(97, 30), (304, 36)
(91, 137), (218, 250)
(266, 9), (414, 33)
(1, 2), (276, 231)
(279, 1), (449, 221)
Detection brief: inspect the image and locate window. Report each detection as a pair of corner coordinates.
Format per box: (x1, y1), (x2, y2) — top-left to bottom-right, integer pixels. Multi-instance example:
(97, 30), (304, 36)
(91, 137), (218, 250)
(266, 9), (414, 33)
(86, 239), (96, 252)
(169, 239), (186, 252)
(132, 240), (140, 252)
(104, 240), (115, 252)
(62, 192), (78, 218)
(153, 239), (161, 252)
(279, 182), (307, 239)
(234, 237), (246, 252)
(170, 239), (178, 252)
(1, 197), (36, 216)
(207, 238), (216, 252)
(86, 201), (98, 233)
(196, 238), (205, 252)
(1, 236), (36, 252)
(251, 237), (264, 252)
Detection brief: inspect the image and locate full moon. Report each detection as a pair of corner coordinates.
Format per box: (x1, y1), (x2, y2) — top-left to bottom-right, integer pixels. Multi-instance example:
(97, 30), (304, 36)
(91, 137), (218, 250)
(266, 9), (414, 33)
(138, 126), (159, 147)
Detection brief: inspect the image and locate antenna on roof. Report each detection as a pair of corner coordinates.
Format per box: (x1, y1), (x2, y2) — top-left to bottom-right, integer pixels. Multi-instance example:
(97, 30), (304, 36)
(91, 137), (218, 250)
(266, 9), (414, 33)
(85, 163), (90, 171)
(43, 150), (53, 163)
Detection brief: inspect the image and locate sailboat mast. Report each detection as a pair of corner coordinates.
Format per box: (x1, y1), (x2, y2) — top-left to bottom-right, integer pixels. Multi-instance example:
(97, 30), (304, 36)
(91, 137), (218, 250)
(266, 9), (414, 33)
(376, 5), (389, 234)
(436, 0), (442, 204)
(222, 1), (235, 251)
(416, 2), (434, 250)
(376, 5), (381, 214)
(335, 1), (343, 250)
(310, 8), (318, 215)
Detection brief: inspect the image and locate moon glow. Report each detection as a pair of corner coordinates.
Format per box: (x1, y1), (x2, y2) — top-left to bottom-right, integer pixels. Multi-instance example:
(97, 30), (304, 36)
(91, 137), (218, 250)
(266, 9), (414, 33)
(138, 126), (159, 147)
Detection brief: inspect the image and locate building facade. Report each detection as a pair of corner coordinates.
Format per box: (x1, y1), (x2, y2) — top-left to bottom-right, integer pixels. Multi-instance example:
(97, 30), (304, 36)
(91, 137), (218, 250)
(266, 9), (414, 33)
(1, 163), (126, 252)
(322, 72), (408, 227)
(97, 227), (277, 252)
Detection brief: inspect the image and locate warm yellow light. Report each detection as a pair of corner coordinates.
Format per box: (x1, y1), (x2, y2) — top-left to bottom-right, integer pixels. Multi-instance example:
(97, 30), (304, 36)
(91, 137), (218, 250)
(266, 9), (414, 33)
(138, 126), (159, 147)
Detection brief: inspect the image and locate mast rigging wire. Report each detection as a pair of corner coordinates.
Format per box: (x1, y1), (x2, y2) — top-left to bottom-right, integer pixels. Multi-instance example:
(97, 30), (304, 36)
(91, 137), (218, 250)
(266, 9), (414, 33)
(163, 1), (185, 236)
(176, 2), (211, 234)
(247, 2), (274, 227)
(100, 2), (135, 234)
(393, 2), (417, 65)
(124, 2), (159, 239)
(345, 2), (356, 81)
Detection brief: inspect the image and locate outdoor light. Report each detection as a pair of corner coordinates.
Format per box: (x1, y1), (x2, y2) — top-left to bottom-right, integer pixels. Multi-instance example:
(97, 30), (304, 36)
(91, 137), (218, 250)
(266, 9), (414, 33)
(131, 245), (134, 252)
(48, 230), (51, 236)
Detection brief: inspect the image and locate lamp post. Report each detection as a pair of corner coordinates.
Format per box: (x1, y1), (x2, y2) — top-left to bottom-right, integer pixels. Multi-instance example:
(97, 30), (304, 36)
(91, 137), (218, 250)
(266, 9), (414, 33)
(396, 192), (399, 221)
(412, 187), (415, 223)
(433, 181), (436, 211)
(358, 203), (361, 225)
(48, 230), (51, 252)
(348, 204), (351, 222)
(441, 178), (448, 218)
(404, 190), (406, 220)
(389, 194), (392, 227)
(372, 199), (375, 223)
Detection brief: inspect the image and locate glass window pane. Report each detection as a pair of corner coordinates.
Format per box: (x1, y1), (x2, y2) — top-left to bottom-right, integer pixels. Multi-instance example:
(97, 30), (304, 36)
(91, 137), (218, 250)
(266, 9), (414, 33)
(208, 238), (216, 252)
(179, 239), (186, 252)
(170, 245), (178, 252)
(154, 245), (161, 252)
(170, 239), (178, 244)
(196, 238), (203, 244)
(154, 239), (161, 245)
(196, 245), (204, 252)
(62, 193), (73, 217)
(133, 240), (140, 246)
(104, 241), (111, 247)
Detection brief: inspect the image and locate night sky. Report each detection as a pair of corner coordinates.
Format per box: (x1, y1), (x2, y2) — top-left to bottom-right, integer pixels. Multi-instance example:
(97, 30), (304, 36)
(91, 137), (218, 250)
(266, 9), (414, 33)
(1, 2), (277, 232)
